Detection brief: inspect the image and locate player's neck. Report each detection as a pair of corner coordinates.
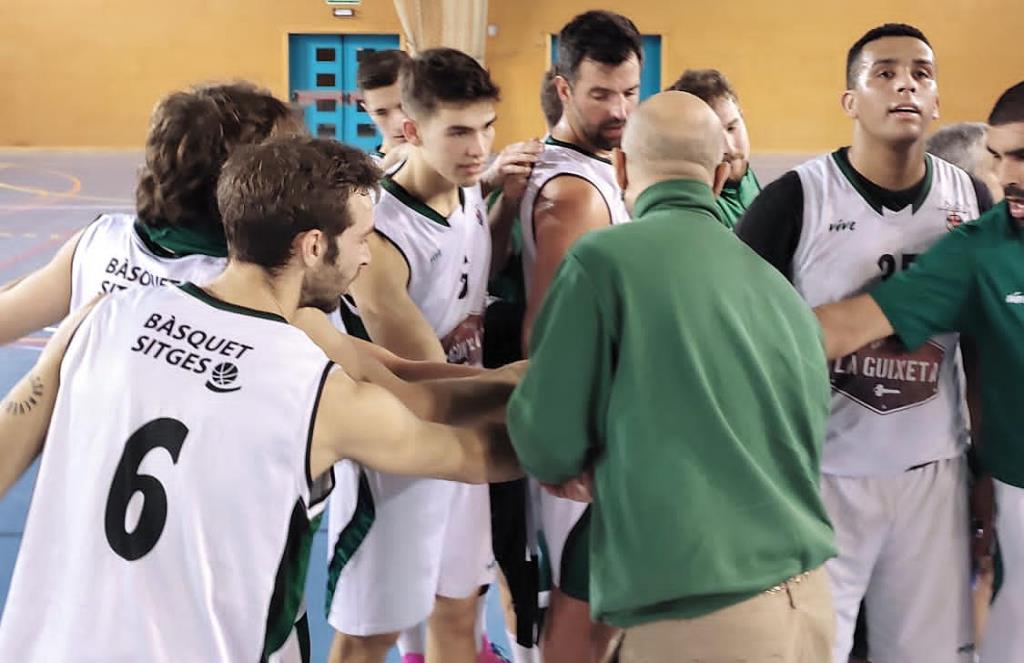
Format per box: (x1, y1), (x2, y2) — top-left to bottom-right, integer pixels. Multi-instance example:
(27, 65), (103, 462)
(379, 137), (402, 155)
(202, 262), (301, 322)
(551, 118), (613, 161)
(848, 131), (927, 191)
(392, 150), (461, 217)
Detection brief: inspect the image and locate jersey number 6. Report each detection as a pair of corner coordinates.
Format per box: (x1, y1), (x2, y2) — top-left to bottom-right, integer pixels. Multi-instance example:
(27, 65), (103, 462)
(104, 418), (189, 561)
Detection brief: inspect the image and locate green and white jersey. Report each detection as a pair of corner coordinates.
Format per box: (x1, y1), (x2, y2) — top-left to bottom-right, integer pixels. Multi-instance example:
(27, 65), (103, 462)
(519, 137), (631, 294)
(372, 176), (491, 366)
(0, 283), (333, 662)
(70, 214), (225, 312)
(792, 152), (980, 475)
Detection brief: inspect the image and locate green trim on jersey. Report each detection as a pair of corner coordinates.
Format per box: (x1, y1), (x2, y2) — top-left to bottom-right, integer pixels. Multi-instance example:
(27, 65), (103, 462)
(325, 470), (376, 612)
(338, 299), (372, 341)
(715, 166), (761, 230)
(380, 175), (465, 229)
(559, 506), (591, 601)
(133, 218), (229, 258)
(831, 149), (933, 215)
(543, 136), (612, 165)
(178, 282), (288, 324)
(133, 220), (178, 259)
(262, 506), (321, 662)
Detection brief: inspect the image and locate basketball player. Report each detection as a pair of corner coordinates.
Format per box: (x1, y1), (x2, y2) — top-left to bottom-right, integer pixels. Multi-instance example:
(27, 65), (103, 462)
(0, 135), (522, 662)
(814, 80), (1024, 663)
(517, 10), (641, 663)
(0, 83), (298, 347)
(325, 48), (506, 663)
(358, 49), (413, 170)
(668, 68), (761, 228)
(736, 24), (993, 663)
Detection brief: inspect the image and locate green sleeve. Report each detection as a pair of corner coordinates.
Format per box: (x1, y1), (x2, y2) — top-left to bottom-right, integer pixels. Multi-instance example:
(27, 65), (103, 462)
(870, 228), (976, 350)
(506, 253), (613, 484)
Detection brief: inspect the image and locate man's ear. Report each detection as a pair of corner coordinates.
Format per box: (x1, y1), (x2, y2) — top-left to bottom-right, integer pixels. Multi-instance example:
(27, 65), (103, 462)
(841, 89), (857, 120)
(554, 75), (572, 106)
(403, 117), (423, 147)
(613, 148), (628, 192)
(297, 230), (324, 268)
(712, 161), (730, 197)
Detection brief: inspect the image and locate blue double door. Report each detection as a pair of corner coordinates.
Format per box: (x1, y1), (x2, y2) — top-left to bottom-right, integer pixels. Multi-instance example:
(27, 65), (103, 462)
(289, 34), (401, 153)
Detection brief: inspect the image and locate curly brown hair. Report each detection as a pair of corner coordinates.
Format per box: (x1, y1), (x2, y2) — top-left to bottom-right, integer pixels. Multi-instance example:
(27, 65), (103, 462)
(135, 82), (300, 234)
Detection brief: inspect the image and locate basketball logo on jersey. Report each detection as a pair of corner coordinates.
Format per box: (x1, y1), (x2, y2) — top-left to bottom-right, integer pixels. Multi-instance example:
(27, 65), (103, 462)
(939, 202), (969, 231)
(133, 312), (253, 394)
(206, 362), (241, 393)
(442, 313), (484, 366)
(830, 338), (945, 414)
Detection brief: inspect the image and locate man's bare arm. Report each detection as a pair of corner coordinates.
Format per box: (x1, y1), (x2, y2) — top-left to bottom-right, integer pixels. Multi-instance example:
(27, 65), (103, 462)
(294, 308), (522, 425)
(348, 232), (446, 362)
(309, 369), (522, 484)
(813, 294), (894, 360)
(0, 295), (100, 496)
(522, 176), (611, 352)
(346, 335), (483, 380)
(0, 230), (83, 346)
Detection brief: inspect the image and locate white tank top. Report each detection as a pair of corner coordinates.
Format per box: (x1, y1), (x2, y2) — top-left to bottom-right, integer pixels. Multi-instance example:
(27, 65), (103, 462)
(792, 152), (980, 475)
(0, 284), (333, 662)
(519, 137), (631, 294)
(70, 214), (225, 312)
(371, 175), (491, 366)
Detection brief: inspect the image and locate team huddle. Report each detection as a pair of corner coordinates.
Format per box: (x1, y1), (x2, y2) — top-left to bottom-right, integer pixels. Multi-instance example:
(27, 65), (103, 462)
(1, 8), (1023, 663)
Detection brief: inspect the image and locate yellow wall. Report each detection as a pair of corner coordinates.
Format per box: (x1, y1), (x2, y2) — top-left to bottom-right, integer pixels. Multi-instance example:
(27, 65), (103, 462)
(2, 0), (1021, 151)
(487, 0), (1024, 152)
(0, 0), (404, 147)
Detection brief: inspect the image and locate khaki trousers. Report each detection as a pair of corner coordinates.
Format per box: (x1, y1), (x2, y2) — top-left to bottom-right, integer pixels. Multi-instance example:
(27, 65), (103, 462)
(605, 566), (834, 663)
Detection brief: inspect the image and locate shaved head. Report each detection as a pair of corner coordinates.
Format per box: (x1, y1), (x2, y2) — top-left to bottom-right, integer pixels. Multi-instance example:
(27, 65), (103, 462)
(622, 91), (725, 182)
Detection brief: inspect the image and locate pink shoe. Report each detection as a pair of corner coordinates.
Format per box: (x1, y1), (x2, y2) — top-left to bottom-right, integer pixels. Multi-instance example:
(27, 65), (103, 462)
(401, 655), (425, 663)
(476, 637), (512, 663)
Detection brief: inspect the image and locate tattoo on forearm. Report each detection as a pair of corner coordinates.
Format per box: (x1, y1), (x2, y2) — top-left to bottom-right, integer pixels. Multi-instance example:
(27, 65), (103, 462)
(4, 376), (44, 416)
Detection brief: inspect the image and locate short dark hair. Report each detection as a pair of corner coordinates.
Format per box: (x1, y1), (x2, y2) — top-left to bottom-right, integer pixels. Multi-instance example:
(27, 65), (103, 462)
(357, 49), (411, 91)
(136, 83), (297, 234)
(557, 10), (642, 83)
(846, 23), (931, 88)
(217, 136), (381, 271)
(399, 48), (500, 119)
(540, 69), (562, 129)
(668, 69), (739, 105)
(989, 81), (1024, 126)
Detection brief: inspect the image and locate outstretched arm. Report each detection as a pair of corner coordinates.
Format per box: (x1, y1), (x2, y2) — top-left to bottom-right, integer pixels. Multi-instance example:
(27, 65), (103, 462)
(294, 308), (522, 425)
(0, 230), (83, 346)
(310, 369), (522, 484)
(0, 295), (101, 496)
(348, 232), (446, 362)
(813, 295), (894, 360)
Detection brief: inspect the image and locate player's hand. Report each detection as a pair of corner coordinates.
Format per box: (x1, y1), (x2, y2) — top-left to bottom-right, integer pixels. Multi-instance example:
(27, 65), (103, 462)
(542, 471), (593, 503)
(482, 139), (544, 194)
(971, 474), (996, 567)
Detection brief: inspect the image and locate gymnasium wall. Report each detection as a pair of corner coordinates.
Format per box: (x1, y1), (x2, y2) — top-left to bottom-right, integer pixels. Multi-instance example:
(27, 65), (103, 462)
(1, 0), (1020, 151)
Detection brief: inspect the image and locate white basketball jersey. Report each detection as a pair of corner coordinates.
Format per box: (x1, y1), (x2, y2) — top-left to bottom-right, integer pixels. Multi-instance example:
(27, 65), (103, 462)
(373, 177), (491, 366)
(70, 214), (225, 311)
(519, 137), (631, 293)
(793, 152), (979, 475)
(0, 284), (333, 662)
